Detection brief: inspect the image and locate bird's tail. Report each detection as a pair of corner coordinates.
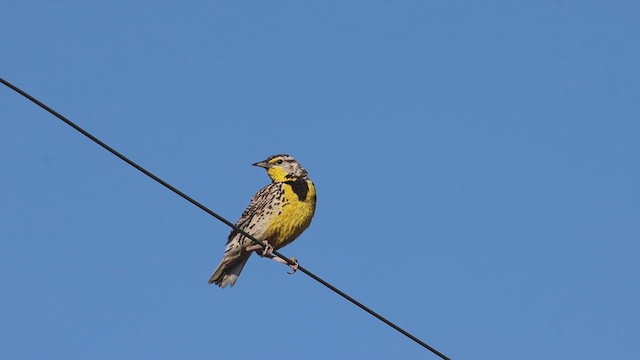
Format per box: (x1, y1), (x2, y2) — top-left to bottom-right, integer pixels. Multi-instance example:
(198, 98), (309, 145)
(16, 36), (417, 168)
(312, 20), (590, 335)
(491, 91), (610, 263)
(208, 254), (251, 288)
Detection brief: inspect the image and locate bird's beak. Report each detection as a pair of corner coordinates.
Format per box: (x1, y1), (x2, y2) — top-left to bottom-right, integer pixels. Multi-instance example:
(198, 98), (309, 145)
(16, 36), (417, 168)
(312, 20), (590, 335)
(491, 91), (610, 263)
(252, 160), (269, 168)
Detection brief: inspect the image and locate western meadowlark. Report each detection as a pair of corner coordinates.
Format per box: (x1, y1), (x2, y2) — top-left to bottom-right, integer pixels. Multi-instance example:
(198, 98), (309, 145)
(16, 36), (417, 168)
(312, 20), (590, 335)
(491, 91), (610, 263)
(208, 154), (317, 288)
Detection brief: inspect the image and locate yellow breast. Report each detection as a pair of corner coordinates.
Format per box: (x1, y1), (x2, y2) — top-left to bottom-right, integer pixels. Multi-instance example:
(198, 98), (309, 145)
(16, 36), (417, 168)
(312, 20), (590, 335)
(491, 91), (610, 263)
(265, 180), (316, 249)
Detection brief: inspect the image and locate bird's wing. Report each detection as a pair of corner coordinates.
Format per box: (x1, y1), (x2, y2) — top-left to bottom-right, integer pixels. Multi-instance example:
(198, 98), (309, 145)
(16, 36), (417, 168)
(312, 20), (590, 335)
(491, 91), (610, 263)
(226, 182), (281, 244)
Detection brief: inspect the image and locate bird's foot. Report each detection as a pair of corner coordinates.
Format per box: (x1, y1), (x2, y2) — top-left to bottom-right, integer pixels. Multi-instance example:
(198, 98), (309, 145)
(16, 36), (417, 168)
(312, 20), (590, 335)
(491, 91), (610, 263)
(286, 257), (299, 274)
(272, 256), (299, 274)
(245, 241), (274, 258)
(261, 242), (275, 257)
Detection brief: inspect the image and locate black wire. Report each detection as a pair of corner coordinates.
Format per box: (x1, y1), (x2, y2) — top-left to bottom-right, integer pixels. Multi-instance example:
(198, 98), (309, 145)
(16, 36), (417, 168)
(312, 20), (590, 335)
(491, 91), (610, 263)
(1, 77), (451, 360)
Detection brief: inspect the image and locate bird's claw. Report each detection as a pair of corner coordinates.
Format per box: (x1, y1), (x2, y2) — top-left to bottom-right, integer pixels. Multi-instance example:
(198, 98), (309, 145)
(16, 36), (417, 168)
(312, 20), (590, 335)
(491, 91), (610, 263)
(261, 242), (274, 257)
(246, 241), (274, 257)
(287, 257), (299, 274)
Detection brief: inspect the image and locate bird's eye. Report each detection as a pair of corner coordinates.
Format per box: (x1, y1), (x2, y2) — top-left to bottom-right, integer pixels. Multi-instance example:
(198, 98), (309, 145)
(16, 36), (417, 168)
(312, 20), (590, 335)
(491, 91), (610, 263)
(276, 159), (284, 165)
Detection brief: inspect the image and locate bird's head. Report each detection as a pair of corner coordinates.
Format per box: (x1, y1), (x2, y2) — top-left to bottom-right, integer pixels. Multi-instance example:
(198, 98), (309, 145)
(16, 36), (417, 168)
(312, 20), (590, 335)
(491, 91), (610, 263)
(253, 154), (309, 182)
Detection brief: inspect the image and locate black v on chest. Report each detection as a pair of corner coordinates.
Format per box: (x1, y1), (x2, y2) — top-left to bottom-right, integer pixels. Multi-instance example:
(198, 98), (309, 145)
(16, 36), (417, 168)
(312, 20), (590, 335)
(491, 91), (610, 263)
(283, 179), (309, 201)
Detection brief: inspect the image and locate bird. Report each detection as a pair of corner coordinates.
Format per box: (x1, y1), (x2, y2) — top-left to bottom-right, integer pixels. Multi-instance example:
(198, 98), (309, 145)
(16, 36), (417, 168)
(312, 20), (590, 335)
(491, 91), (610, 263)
(209, 154), (317, 288)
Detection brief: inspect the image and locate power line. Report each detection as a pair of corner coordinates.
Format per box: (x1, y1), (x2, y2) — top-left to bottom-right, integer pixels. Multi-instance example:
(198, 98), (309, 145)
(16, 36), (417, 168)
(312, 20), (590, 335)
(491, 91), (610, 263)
(1, 76), (451, 360)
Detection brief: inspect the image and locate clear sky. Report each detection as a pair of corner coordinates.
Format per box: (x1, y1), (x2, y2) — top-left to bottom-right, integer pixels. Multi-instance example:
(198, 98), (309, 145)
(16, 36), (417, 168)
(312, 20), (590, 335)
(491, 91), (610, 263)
(1, 2), (639, 359)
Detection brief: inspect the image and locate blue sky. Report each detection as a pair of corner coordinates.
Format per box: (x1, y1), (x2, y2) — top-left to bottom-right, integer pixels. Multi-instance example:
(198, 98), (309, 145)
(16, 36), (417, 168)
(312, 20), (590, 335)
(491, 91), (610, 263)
(1, 1), (639, 359)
